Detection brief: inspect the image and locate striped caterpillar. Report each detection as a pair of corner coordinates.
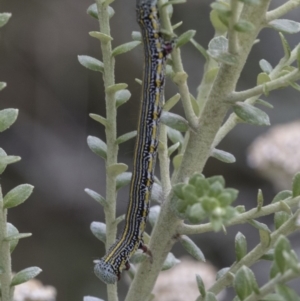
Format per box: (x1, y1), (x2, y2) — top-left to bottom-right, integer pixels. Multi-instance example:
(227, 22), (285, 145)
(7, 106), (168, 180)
(94, 0), (173, 284)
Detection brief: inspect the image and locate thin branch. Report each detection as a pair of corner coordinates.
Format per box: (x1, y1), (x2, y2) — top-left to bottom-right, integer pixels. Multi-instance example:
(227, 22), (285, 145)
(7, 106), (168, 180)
(266, 0), (300, 23)
(159, 3), (198, 130)
(228, 69), (300, 103)
(178, 196), (300, 236)
(95, 1), (118, 301)
(207, 209), (300, 297)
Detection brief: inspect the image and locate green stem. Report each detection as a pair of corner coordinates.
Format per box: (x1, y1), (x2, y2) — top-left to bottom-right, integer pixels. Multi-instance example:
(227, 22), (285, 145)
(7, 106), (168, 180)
(205, 209), (300, 297)
(266, 0), (300, 22)
(178, 196), (300, 235)
(95, 1), (118, 300)
(228, 0), (240, 54)
(0, 186), (13, 301)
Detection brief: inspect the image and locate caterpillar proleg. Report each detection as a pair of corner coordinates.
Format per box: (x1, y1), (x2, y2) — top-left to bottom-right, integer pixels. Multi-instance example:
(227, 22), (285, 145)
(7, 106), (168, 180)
(94, 0), (173, 284)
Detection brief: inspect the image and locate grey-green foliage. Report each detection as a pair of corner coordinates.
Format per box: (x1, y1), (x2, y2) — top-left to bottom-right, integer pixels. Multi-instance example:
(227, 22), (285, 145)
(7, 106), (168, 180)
(81, 1), (300, 301)
(172, 173), (238, 231)
(0, 12), (41, 301)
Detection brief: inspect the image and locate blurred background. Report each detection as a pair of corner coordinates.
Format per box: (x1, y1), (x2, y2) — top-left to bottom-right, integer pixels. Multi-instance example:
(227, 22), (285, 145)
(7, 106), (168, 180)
(0, 0), (299, 300)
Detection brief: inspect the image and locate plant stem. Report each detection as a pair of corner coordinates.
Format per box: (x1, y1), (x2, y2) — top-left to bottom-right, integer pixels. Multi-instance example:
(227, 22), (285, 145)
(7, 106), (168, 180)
(266, 0), (300, 22)
(95, 1), (118, 300)
(0, 186), (13, 301)
(205, 209), (300, 297)
(228, 0), (240, 54)
(178, 196), (300, 235)
(159, 0), (198, 130)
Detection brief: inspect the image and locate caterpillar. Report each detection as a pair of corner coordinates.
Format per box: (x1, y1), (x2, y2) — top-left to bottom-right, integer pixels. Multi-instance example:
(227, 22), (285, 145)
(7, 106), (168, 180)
(94, 0), (173, 284)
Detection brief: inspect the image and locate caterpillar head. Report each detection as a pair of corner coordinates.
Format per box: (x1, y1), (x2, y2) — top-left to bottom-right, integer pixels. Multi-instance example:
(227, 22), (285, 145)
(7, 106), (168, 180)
(94, 259), (119, 284)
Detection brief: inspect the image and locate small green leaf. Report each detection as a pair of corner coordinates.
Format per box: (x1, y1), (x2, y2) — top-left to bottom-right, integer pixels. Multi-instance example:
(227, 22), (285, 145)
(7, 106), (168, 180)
(132, 31), (142, 41)
(148, 205), (161, 227)
(261, 249), (274, 261)
(292, 172), (300, 197)
(116, 131), (137, 144)
(204, 292), (218, 301)
(135, 78), (142, 85)
(187, 95), (198, 118)
(211, 149), (236, 163)
(248, 219), (271, 232)
(0, 13), (12, 28)
(274, 211), (290, 230)
(78, 55), (104, 72)
(191, 39), (209, 60)
(234, 266), (259, 300)
(5, 233), (32, 241)
(279, 32), (291, 59)
(259, 59), (273, 74)
(89, 31), (113, 43)
(0, 149), (21, 175)
(167, 127), (184, 145)
(210, 10), (227, 34)
(116, 172), (132, 190)
(196, 274), (206, 297)
(163, 94), (181, 111)
(207, 36), (237, 65)
(172, 154), (183, 170)
(84, 189), (107, 206)
(238, 0), (260, 4)
(180, 235), (206, 262)
(257, 72), (271, 85)
(276, 284), (300, 301)
(257, 189), (263, 211)
(7, 223), (19, 253)
(210, 2), (231, 17)
(176, 30), (196, 48)
(161, 111), (189, 132)
(84, 296), (105, 301)
(234, 20), (254, 32)
(116, 89), (131, 108)
(216, 267), (230, 280)
(11, 267), (42, 286)
(289, 81), (300, 91)
(3, 184), (34, 209)
(162, 252), (180, 270)
(114, 214), (125, 225)
(274, 235), (291, 273)
(107, 163), (128, 176)
(0, 109), (18, 132)
(233, 102), (270, 126)
(272, 190), (292, 203)
(89, 114), (107, 127)
(235, 232), (247, 261)
(87, 136), (107, 160)
(255, 99), (274, 109)
(168, 142), (180, 157)
(87, 4), (98, 19)
(259, 228), (271, 247)
(106, 83), (128, 94)
(172, 21), (183, 30)
(90, 222), (106, 243)
(268, 19), (300, 34)
(112, 41), (141, 57)
(0, 82), (7, 91)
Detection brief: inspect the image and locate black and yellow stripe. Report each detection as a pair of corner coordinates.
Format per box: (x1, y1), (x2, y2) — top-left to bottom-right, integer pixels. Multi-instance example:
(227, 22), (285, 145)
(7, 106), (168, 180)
(94, 0), (173, 284)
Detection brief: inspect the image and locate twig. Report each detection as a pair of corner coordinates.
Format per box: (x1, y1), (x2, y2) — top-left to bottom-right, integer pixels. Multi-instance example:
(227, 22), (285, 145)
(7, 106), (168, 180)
(228, 69), (300, 103)
(178, 196), (300, 236)
(266, 0), (300, 23)
(95, 1), (118, 301)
